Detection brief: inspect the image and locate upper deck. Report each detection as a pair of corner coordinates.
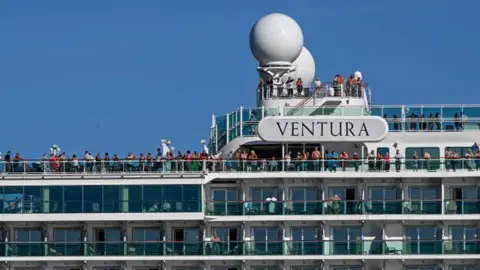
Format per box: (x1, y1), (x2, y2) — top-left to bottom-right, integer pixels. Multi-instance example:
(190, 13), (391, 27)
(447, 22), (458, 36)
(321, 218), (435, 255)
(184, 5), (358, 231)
(211, 104), (479, 152)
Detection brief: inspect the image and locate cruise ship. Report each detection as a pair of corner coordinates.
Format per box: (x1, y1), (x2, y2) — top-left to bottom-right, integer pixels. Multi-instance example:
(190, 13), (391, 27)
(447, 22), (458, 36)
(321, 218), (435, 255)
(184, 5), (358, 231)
(0, 12), (479, 270)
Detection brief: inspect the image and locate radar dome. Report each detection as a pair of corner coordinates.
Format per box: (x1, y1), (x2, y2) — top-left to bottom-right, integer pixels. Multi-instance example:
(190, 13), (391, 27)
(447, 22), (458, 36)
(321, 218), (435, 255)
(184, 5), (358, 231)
(290, 47), (316, 87)
(250, 13), (304, 65)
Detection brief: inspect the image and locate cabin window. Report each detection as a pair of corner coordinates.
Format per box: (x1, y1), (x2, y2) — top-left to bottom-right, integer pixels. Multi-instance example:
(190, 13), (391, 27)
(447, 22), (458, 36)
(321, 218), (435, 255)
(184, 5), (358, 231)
(376, 147), (389, 156)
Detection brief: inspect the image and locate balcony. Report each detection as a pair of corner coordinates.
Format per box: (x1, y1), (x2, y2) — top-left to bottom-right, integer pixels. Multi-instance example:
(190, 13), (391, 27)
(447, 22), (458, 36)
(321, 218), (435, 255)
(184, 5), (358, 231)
(206, 199), (443, 216)
(1, 240), (479, 256)
(444, 199), (480, 214)
(0, 199), (202, 214)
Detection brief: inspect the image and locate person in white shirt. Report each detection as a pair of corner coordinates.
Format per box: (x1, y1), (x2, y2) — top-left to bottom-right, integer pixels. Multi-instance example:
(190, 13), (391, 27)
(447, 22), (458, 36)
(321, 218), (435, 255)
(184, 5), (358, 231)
(284, 151), (292, 170)
(394, 149), (402, 172)
(50, 145), (61, 157)
(266, 194), (278, 202)
(314, 77), (322, 96)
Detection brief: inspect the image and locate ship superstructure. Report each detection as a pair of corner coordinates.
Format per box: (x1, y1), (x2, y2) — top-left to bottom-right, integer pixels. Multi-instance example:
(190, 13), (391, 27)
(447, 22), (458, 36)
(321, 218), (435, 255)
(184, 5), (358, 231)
(0, 12), (478, 270)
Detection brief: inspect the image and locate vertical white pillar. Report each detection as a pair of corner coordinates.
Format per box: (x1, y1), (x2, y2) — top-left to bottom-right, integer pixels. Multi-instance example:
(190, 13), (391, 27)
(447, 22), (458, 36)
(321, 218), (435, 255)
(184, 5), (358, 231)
(215, 126), (218, 153)
(226, 114), (230, 144)
(441, 180), (445, 215)
(239, 106), (243, 137)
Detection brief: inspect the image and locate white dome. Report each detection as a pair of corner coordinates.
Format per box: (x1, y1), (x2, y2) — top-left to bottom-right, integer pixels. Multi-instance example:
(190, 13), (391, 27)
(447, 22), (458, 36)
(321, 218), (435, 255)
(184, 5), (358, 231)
(250, 13), (304, 65)
(290, 47), (316, 87)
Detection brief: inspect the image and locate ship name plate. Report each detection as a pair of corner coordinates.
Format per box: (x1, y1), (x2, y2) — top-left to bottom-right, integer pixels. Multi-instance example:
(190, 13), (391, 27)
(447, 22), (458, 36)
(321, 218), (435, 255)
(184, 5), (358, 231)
(257, 116), (388, 142)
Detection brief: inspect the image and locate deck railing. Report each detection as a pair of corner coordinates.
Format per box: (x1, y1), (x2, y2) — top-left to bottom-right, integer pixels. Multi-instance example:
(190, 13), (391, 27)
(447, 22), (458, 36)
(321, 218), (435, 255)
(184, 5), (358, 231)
(205, 199), (473, 216)
(213, 104), (480, 151)
(2, 240), (480, 256)
(0, 158), (479, 175)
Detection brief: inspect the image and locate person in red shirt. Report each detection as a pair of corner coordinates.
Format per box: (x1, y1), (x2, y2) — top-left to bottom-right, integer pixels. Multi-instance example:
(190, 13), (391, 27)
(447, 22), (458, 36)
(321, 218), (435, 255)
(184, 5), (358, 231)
(340, 151), (348, 172)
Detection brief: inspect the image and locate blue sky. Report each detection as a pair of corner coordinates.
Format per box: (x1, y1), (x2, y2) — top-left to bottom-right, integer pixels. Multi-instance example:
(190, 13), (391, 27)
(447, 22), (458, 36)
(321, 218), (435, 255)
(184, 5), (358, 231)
(1, 0), (479, 158)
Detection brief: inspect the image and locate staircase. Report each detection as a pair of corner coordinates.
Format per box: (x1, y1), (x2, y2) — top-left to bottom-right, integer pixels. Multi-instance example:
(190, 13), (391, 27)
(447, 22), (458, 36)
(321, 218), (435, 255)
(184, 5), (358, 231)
(286, 96), (313, 116)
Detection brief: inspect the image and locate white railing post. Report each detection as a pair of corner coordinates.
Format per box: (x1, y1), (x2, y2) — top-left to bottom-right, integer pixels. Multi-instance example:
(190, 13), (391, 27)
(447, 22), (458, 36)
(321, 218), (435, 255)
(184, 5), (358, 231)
(226, 113), (230, 144)
(215, 126), (218, 153)
(240, 106), (243, 137)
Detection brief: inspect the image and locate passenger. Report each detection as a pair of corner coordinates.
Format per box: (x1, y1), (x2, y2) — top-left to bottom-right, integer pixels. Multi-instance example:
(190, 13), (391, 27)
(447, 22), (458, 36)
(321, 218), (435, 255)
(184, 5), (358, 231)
(285, 151), (292, 171)
(411, 152), (419, 172)
(311, 146), (322, 171)
(367, 150), (375, 171)
(375, 152), (383, 171)
(409, 113), (417, 131)
(393, 114), (399, 131)
(268, 157), (279, 171)
(295, 152), (302, 171)
(258, 78), (265, 100)
(461, 112), (468, 131)
(450, 150), (458, 171)
(113, 154), (120, 171)
(352, 152), (360, 172)
(445, 148), (452, 171)
(346, 74), (355, 97)
(286, 77), (295, 97)
(138, 153), (146, 172)
(4, 151), (11, 173)
(394, 149), (402, 172)
(314, 77), (322, 97)
(247, 150), (258, 171)
(333, 74), (344, 97)
(267, 77), (274, 98)
(104, 153), (111, 172)
(340, 151), (348, 172)
(475, 150), (480, 171)
(71, 154), (79, 172)
(329, 151), (338, 172)
(296, 77), (303, 96)
(454, 113), (460, 131)
(95, 152), (102, 172)
(428, 113), (434, 131)
(146, 153), (153, 172)
(192, 151), (201, 171)
(434, 112), (441, 130)
(324, 150), (329, 170)
(423, 152), (431, 171)
(266, 194), (277, 202)
(465, 150), (476, 171)
(384, 153), (390, 172)
(420, 114), (426, 131)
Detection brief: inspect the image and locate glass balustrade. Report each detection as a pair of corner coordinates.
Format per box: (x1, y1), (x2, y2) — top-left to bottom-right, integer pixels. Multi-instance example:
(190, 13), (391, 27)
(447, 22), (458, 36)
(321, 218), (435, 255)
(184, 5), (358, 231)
(205, 201), (243, 216)
(126, 242), (164, 256)
(2, 159), (480, 174)
(444, 200), (480, 214)
(243, 241), (283, 255)
(406, 200), (442, 214)
(213, 105), (480, 145)
(205, 200), (447, 216)
(286, 241), (323, 255)
(205, 241), (243, 255)
(0, 240), (478, 256)
(0, 199), (201, 214)
(208, 159), (480, 173)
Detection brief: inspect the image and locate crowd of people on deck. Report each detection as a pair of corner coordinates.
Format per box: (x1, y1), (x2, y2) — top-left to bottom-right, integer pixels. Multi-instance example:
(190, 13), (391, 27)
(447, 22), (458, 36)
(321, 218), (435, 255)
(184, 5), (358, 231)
(257, 71), (365, 100)
(385, 111), (469, 132)
(1, 141), (480, 174)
